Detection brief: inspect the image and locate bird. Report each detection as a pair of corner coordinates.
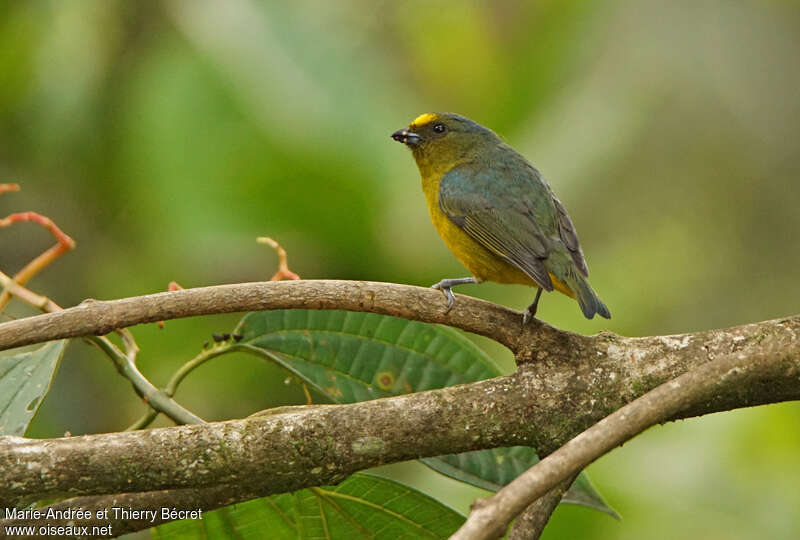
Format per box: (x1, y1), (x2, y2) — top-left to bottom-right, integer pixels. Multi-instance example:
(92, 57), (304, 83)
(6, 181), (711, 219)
(391, 112), (610, 322)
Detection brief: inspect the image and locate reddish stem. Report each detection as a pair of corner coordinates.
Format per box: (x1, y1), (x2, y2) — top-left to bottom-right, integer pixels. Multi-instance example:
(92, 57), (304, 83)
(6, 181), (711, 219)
(258, 237), (300, 281)
(0, 210), (76, 311)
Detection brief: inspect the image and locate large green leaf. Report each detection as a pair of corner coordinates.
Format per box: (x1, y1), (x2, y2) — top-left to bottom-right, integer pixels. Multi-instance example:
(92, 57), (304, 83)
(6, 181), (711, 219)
(0, 340), (67, 436)
(228, 310), (615, 517)
(230, 309), (499, 402)
(152, 473), (465, 539)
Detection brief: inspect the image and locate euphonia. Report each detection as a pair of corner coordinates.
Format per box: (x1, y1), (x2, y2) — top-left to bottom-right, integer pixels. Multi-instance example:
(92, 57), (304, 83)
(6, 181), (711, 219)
(391, 112), (610, 322)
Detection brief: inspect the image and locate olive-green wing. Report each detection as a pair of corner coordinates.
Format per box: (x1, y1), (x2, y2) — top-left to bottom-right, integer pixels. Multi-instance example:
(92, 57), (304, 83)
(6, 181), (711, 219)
(552, 195), (589, 277)
(438, 167), (555, 291)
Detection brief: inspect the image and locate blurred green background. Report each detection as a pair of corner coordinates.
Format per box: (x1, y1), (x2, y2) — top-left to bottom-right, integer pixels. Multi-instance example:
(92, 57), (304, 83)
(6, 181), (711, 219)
(2, 1), (799, 538)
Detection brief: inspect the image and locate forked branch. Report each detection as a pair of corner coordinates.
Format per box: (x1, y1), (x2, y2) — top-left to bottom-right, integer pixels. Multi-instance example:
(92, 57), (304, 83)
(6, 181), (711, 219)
(0, 280), (797, 537)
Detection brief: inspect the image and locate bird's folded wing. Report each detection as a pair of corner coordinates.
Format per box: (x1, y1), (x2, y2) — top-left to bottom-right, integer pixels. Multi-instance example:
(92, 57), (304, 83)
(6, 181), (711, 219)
(439, 168), (555, 291)
(552, 196), (589, 277)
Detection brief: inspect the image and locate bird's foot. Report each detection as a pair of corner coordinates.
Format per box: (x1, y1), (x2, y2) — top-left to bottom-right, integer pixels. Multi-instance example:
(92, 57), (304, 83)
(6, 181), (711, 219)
(431, 283), (456, 313)
(430, 277), (478, 314)
(522, 308), (534, 325)
(522, 288), (543, 325)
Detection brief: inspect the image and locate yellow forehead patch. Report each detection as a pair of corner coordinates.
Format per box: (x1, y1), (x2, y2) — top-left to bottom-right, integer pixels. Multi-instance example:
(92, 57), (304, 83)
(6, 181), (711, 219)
(411, 112), (437, 127)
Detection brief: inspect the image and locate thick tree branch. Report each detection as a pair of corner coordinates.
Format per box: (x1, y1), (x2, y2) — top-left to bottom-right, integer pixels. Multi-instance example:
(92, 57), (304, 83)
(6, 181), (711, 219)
(1, 314), (798, 532)
(452, 343), (798, 540)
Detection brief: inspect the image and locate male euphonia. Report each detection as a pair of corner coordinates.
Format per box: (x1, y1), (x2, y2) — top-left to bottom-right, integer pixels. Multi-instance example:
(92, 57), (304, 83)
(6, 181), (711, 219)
(391, 112), (610, 322)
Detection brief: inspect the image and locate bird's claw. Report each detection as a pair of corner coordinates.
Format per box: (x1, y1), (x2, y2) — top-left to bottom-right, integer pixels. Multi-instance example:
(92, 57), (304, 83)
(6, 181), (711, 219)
(522, 307), (535, 325)
(431, 282), (456, 313)
(522, 288), (542, 325)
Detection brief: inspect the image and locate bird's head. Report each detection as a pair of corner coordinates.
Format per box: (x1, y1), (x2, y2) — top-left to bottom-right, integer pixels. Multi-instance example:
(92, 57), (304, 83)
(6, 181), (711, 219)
(391, 113), (497, 172)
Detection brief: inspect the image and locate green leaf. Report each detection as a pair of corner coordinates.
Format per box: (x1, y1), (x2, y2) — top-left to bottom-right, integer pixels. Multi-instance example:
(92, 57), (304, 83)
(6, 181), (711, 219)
(422, 447), (619, 519)
(228, 310), (615, 517)
(421, 446), (538, 492)
(152, 473), (465, 539)
(0, 340), (67, 436)
(564, 472), (620, 519)
(230, 309), (500, 402)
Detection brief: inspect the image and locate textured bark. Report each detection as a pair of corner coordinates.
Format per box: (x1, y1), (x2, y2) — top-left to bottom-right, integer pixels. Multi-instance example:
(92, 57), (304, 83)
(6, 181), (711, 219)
(0, 280), (798, 537)
(451, 343), (800, 540)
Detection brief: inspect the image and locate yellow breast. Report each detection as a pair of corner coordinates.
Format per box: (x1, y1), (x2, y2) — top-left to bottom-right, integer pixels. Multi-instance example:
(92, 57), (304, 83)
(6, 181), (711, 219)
(420, 170), (531, 285)
(420, 169), (575, 297)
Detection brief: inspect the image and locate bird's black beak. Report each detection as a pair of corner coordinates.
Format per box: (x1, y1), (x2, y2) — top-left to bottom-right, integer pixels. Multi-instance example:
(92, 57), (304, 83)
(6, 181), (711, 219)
(391, 128), (421, 146)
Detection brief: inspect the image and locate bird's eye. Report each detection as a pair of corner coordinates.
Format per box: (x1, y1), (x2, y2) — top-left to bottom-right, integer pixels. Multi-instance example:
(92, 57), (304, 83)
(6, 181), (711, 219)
(433, 123), (447, 134)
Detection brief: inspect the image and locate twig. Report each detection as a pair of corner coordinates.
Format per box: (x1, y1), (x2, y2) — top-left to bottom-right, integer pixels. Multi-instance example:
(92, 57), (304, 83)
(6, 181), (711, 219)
(126, 345), (231, 431)
(155, 233), (296, 330)
(88, 335), (205, 426)
(126, 331), (316, 432)
(258, 236), (300, 281)
(449, 343), (796, 540)
(0, 270), (62, 313)
(0, 197), (201, 425)
(125, 409), (159, 432)
(0, 210), (76, 310)
(165, 346), (231, 396)
(0, 211), (76, 248)
(0, 273), (203, 426)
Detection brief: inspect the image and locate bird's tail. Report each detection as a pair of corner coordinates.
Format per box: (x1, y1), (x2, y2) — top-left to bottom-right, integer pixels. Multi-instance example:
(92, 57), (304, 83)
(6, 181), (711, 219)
(565, 268), (611, 320)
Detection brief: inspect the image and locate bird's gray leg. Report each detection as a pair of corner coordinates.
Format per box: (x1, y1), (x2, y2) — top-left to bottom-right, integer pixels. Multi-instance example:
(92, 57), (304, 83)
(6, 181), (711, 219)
(522, 288), (544, 324)
(430, 277), (478, 313)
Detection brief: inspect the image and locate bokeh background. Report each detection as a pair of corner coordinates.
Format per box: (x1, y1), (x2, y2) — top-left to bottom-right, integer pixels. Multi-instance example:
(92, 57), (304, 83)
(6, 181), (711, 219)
(2, 1), (799, 538)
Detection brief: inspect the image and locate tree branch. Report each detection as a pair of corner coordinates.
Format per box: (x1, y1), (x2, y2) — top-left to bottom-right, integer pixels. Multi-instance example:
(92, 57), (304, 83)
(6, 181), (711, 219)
(451, 342), (798, 539)
(0, 280), (798, 536)
(507, 474), (579, 540)
(0, 280), (527, 353)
